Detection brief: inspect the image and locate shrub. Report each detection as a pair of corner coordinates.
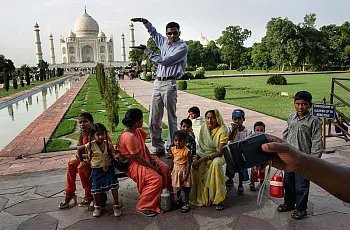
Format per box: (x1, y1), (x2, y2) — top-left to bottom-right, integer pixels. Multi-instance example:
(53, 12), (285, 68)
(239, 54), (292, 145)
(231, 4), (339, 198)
(217, 63), (229, 75)
(13, 78), (18, 89)
(195, 67), (205, 75)
(185, 66), (195, 71)
(194, 72), (205, 79)
(181, 72), (193, 80)
(214, 86), (226, 100)
(267, 74), (287, 85)
(145, 74), (152, 81)
(178, 80), (187, 90)
(4, 72), (9, 91)
(20, 79), (25, 87)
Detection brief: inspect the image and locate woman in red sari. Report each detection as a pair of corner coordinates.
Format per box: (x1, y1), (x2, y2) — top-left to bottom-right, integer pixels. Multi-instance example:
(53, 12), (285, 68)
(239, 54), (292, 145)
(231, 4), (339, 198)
(118, 108), (171, 217)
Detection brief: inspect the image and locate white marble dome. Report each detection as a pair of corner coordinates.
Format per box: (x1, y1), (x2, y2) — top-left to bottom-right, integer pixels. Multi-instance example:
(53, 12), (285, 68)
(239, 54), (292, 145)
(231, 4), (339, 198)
(74, 10), (99, 38)
(98, 31), (106, 38)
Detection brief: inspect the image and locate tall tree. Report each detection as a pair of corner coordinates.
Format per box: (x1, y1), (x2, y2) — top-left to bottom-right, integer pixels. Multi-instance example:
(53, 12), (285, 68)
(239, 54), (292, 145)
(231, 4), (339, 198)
(216, 26), (251, 70)
(251, 38), (272, 70)
(201, 40), (221, 70)
(185, 40), (204, 68)
(129, 49), (146, 71)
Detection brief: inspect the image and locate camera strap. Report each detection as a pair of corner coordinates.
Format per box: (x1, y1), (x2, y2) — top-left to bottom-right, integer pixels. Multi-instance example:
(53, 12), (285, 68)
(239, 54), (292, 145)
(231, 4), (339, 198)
(257, 162), (272, 205)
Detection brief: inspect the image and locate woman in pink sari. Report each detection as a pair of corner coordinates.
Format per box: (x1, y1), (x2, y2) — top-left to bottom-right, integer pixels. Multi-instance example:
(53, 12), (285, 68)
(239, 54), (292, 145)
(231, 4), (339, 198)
(118, 108), (171, 217)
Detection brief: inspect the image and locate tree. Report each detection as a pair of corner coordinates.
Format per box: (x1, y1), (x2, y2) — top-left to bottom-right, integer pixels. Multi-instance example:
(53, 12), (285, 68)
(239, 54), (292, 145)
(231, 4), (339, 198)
(265, 17), (297, 71)
(129, 49), (146, 71)
(251, 38), (272, 71)
(185, 40), (204, 68)
(25, 67), (30, 85)
(217, 26), (251, 70)
(105, 67), (119, 131)
(12, 77), (18, 89)
(3, 69), (9, 91)
(201, 40), (222, 70)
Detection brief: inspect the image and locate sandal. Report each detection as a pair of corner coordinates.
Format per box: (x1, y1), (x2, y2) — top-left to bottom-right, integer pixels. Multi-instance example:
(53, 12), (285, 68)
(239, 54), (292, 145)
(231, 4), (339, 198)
(137, 210), (156, 217)
(93, 206), (102, 217)
(113, 205), (122, 217)
(181, 203), (190, 213)
(78, 196), (93, 207)
(238, 185), (244, 195)
(291, 210), (307, 220)
(249, 183), (256, 191)
(277, 204), (295, 212)
(59, 194), (77, 209)
(216, 202), (224, 211)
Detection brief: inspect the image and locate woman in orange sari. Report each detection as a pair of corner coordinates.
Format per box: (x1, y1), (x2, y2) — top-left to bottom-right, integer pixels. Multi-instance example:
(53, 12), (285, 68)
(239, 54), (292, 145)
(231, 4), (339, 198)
(118, 108), (171, 217)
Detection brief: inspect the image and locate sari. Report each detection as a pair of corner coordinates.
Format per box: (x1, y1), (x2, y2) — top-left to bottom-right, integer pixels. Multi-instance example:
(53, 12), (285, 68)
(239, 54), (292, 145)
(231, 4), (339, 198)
(118, 128), (170, 213)
(190, 109), (229, 206)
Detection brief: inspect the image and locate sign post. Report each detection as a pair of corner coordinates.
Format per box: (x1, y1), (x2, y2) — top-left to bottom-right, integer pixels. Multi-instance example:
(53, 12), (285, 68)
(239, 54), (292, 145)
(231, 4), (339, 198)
(312, 99), (336, 150)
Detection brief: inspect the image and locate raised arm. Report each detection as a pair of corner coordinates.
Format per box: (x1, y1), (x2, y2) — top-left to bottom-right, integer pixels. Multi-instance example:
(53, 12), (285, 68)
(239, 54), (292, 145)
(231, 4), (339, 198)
(145, 44), (187, 67)
(131, 18), (167, 48)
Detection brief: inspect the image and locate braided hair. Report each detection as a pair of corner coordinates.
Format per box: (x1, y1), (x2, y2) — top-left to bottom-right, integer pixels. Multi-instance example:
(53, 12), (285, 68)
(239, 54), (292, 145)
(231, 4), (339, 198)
(88, 123), (113, 161)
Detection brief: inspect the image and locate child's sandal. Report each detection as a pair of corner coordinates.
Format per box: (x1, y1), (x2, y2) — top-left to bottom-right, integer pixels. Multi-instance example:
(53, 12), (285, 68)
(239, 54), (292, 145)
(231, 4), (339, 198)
(181, 203), (190, 213)
(93, 206), (102, 217)
(58, 194), (77, 209)
(113, 205), (122, 217)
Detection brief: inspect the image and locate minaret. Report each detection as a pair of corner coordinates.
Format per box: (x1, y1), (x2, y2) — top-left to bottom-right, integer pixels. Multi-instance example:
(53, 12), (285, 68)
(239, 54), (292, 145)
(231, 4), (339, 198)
(49, 33), (56, 64)
(129, 23), (135, 48)
(121, 33), (126, 61)
(34, 22), (43, 64)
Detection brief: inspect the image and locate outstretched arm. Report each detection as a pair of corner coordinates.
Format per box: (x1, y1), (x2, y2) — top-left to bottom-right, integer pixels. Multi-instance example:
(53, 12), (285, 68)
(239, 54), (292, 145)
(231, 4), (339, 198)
(262, 134), (350, 203)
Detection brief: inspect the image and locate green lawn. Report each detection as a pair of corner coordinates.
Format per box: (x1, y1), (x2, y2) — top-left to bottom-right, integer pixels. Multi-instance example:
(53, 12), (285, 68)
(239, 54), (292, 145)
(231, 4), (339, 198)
(184, 73), (350, 120)
(46, 75), (168, 152)
(0, 75), (66, 98)
(190, 69), (277, 76)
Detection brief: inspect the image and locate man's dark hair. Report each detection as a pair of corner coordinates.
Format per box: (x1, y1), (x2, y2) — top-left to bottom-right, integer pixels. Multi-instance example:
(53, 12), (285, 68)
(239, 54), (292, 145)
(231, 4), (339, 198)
(188, 106), (200, 116)
(180, 118), (192, 127)
(254, 121), (265, 130)
(166, 22), (180, 30)
(294, 91), (312, 104)
(78, 112), (94, 122)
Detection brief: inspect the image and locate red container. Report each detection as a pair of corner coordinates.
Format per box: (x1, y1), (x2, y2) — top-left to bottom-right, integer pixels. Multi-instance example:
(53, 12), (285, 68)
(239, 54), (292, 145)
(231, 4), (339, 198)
(270, 170), (284, 198)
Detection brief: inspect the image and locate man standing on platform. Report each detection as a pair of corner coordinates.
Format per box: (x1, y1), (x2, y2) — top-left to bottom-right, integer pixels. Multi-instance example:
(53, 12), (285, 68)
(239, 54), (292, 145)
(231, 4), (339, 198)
(131, 18), (188, 155)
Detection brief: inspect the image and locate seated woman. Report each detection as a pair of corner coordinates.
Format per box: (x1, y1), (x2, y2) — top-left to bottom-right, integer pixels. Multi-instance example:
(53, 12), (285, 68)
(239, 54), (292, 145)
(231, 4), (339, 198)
(190, 109), (229, 211)
(118, 108), (171, 217)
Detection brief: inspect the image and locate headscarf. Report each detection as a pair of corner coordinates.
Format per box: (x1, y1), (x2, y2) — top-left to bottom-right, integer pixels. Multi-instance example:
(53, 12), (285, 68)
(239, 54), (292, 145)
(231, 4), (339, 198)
(197, 109), (228, 157)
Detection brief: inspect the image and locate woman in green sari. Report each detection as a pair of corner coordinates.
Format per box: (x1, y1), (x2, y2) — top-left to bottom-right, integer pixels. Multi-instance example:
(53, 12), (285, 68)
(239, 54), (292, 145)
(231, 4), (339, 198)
(190, 109), (229, 210)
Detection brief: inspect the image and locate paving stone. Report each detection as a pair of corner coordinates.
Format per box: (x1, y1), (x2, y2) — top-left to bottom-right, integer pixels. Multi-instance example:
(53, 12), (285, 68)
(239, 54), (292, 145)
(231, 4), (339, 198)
(0, 186), (34, 195)
(0, 211), (35, 230)
(2, 187), (44, 208)
(0, 196), (8, 211)
(35, 182), (66, 198)
(155, 211), (199, 230)
(233, 215), (276, 230)
(5, 197), (64, 215)
(17, 213), (58, 230)
(65, 213), (153, 230)
(292, 211), (350, 230)
(309, 194), (350, 215)
(193, 213), (235, 230)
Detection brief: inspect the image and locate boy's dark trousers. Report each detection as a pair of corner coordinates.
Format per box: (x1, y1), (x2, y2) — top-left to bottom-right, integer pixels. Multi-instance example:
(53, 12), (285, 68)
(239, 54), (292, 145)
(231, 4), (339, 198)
(225, 168), (243, 181)
(284, 172), (310, 211)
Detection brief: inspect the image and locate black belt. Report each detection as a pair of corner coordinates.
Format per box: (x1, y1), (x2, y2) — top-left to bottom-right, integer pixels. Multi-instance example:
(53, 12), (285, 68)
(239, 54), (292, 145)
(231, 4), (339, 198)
(156, 76), (176, 81)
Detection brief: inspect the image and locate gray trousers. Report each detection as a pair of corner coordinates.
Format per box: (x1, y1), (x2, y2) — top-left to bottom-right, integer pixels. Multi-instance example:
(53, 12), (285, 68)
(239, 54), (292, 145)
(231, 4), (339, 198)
(149, 79), (178, 153)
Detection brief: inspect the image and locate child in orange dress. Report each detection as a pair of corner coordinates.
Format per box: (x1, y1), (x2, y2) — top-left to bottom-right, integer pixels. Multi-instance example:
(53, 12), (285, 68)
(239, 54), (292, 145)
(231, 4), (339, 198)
(169, 130), (191, 213)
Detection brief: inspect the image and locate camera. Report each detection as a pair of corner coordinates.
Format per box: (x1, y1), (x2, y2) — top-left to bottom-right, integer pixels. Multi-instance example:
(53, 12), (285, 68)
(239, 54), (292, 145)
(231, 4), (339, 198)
(223, 134), (276, 174)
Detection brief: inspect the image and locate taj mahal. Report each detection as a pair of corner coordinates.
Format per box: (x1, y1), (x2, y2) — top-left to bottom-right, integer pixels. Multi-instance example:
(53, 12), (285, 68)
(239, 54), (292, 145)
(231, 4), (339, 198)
(34, 8), (133, 69)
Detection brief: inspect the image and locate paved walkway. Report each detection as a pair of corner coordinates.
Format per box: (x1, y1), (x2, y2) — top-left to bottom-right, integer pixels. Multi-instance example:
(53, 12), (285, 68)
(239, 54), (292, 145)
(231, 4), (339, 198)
(0, 75), (88, 158)
(0, 78), (349, 229)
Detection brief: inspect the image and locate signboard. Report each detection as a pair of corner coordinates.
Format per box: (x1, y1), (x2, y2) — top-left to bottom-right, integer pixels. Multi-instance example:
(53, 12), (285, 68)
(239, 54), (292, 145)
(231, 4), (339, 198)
(312, 103), (336, 119)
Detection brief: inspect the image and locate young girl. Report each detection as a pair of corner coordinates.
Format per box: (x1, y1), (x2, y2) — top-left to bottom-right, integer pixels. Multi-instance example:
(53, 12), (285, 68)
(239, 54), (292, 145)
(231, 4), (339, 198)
(249, 121), (267, 191)
(77, 123), (121, 217)
(169, 130), (191, 213)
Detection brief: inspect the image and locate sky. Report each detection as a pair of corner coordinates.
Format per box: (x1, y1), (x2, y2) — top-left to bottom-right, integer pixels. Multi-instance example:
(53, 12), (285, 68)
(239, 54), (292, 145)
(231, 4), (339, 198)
(1, 0), (350, 66)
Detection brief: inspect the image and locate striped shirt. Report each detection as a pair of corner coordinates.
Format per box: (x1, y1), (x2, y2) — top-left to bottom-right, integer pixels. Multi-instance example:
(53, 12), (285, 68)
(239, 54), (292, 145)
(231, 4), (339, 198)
(144, 22), (187, 78)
